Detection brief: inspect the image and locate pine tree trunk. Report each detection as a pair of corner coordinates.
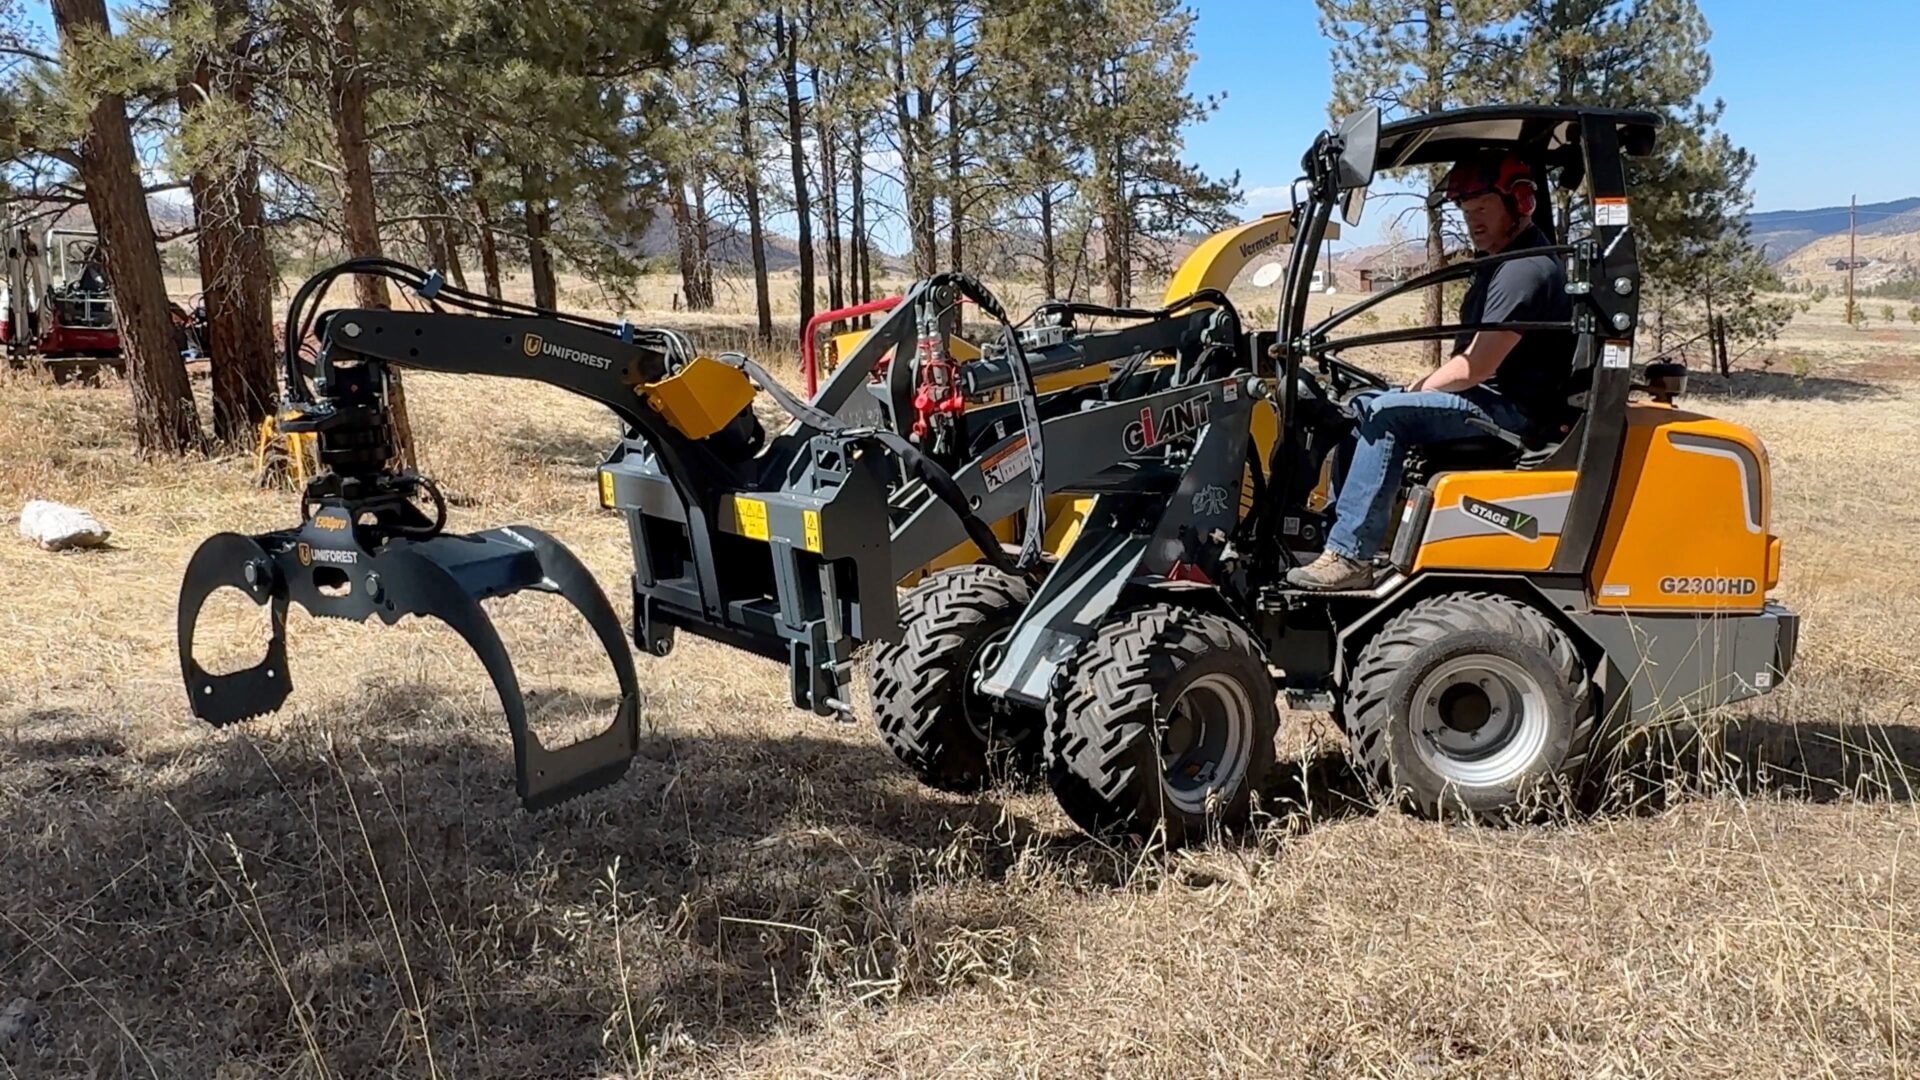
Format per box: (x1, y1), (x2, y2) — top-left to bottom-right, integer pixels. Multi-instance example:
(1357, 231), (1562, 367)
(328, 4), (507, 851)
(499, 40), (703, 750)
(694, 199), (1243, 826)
(1424, 198), (1445, 367)
(463, 130), (502, 298)
(326, 0), (388, 310)
(440, 211), (467, 289)
(474, 193), (502, 299)
(521, 168), (556, 309)
(944, 10), (962, 273)
(179, 0), (275, 446)
(691, 173), (714, 306)
(669, 167), (702, 309)
(1101, 154), (1129, 306)
(814, 73), (843, 312)
(850, 121), (871, 323)
(892, 25), (937, 277)
(1039, 185), (1057, 299)
(778, 12), (815, 337)
(55, 0), (203, 454)
(421, 216), (444, 270)
(735, 73), (773, 340)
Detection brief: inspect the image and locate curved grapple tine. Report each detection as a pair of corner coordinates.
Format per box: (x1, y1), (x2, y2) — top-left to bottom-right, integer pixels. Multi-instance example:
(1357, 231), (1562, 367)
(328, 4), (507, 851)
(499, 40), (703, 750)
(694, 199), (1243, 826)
(377, 527), (642, 810)
(176, 513), (642, 810)
(178, 532), (293, 726)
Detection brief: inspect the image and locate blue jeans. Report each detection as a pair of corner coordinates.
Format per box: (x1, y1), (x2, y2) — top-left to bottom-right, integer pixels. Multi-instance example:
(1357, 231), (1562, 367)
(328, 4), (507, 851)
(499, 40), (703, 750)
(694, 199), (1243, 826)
(1324, 386), (1536, 560)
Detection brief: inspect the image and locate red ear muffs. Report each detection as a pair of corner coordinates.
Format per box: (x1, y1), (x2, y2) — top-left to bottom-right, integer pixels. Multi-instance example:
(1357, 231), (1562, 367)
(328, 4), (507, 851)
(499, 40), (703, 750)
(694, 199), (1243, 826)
(1509, 178), (1537, 219)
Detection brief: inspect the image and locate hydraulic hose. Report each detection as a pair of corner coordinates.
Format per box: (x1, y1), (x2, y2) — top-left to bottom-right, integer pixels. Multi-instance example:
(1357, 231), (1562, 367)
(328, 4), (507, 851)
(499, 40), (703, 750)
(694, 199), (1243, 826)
(716, 350), (1023, 576)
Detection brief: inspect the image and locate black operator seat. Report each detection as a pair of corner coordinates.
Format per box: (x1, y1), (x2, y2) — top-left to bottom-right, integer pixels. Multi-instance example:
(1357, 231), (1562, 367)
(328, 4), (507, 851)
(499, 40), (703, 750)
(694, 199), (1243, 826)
(1409, 368), (1584, 477)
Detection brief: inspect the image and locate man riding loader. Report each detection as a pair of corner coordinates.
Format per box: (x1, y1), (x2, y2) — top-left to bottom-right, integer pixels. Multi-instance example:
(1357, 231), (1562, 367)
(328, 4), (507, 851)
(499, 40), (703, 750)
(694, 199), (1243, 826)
(176, 104), (1797, 843)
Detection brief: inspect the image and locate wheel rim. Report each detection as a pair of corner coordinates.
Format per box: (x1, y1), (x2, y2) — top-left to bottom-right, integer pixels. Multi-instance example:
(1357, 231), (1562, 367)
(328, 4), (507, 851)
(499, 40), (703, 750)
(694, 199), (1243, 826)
(1408, 654), (1551, 788)
(1158, 672), (1254, 815)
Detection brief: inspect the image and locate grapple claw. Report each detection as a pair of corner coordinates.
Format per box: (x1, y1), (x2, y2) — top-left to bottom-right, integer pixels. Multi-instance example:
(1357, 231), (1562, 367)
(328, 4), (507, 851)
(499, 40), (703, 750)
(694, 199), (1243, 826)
(177, 503), (642, 809)
(179, 532), (294, 726)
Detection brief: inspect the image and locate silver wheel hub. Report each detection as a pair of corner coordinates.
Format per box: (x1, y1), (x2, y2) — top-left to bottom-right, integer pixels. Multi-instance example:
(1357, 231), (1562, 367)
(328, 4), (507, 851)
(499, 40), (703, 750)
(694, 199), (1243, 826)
(1159, 673), (1253, 814)
(1409, 654), (1550, 788)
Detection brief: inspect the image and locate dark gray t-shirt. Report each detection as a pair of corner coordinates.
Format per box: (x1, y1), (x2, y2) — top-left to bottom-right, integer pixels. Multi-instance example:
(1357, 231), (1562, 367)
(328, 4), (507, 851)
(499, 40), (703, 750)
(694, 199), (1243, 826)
(1451, 225), (1572, 431)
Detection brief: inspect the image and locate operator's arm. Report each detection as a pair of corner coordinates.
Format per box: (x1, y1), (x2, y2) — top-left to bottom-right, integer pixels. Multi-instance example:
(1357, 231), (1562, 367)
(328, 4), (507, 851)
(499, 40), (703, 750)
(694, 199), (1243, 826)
(1406, 256), (1545, 393)
(1410, 330), (1520, 392)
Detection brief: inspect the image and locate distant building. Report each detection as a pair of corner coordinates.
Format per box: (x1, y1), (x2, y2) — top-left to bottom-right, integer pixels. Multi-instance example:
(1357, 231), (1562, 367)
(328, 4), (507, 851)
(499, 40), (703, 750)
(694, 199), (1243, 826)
(1828, 256), (1872, 271)
(1357, 266), (1415, 293)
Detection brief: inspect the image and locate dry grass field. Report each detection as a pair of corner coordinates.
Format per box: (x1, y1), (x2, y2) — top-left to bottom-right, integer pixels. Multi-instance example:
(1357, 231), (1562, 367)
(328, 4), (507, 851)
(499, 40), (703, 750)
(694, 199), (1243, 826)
(0, 274), (1916, 1077)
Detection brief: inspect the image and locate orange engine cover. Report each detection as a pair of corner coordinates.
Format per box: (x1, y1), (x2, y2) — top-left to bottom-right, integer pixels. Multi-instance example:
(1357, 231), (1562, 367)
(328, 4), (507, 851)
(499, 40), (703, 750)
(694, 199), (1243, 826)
(1587, 403), (1774, 611)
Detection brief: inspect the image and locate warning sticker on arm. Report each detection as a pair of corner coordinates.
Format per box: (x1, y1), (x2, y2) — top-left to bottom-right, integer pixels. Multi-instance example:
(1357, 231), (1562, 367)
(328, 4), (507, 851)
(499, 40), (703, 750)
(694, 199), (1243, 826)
(981, 437), (1032, 493)
(1595, 197), (1630, 228)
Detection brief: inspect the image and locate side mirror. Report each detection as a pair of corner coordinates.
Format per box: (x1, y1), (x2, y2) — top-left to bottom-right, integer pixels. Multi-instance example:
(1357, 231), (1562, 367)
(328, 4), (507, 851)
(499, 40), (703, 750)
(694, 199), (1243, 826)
(1334, 106), (1380, 191)
(1342, 186), (1366, 227)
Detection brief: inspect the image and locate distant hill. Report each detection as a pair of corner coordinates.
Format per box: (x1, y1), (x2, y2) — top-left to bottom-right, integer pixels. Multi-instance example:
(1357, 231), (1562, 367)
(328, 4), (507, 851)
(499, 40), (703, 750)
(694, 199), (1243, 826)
(1747, 196), (1920, 263)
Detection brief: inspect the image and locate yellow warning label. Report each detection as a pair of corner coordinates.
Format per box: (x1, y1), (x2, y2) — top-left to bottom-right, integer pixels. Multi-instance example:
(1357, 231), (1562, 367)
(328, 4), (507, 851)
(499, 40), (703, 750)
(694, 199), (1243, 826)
(735, 497), (770, 540)
(598, 470), (615, 508)
(802, 509), (822, 553)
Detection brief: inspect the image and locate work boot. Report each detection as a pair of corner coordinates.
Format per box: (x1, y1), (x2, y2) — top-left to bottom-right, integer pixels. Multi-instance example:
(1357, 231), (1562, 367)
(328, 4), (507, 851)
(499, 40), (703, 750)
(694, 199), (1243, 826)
(1285, 550), (1374, 591)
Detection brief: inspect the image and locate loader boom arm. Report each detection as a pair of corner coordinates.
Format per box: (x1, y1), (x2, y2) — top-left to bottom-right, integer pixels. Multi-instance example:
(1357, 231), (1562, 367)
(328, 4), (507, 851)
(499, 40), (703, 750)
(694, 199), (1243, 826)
(312, 308), (672, 430)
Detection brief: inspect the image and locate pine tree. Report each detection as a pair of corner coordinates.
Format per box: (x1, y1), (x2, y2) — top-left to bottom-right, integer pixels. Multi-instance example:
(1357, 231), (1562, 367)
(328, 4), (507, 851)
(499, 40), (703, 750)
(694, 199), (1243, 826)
(1318, 0), (1523, 363)
(52, 0), (205, 453)
(1076, 0), (1236, 305)
(169, 0), (277, 445)
(1504, 0), (1790, 367)
(773, 8), (814, 333)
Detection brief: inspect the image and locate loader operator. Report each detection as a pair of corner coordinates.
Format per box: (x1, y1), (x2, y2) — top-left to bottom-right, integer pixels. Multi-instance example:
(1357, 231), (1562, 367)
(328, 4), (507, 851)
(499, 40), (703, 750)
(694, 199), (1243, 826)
(1287, 151), (1572, 591)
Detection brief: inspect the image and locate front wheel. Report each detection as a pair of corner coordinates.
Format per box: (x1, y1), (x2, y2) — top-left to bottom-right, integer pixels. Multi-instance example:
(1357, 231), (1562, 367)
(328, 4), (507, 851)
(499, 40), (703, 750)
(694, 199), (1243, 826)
(1046, 605), (1278, 844)
(1344, 591), (1598, 821)
(866, 565), (1043, 791)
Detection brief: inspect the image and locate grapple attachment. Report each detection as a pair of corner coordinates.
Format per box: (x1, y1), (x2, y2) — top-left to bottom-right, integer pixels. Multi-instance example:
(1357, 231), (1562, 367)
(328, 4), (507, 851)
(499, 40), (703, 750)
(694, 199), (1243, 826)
(178, 501), (641, 810)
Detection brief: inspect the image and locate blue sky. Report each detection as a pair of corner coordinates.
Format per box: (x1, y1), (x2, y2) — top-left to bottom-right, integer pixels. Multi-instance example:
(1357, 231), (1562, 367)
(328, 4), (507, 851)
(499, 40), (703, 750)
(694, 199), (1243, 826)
(18, 0), (1915, 250)
(1188, 0), (1920, 242)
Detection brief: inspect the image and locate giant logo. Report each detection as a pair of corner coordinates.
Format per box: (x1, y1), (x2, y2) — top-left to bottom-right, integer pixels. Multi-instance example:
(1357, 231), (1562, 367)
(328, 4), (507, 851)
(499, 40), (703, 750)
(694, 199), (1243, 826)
(1124, 394), (1211, 454)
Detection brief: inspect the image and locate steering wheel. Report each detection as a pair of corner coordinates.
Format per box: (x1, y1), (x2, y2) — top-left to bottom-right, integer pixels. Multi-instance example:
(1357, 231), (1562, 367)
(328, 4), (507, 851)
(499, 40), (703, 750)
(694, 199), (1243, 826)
(1319, 351), (1392, 396)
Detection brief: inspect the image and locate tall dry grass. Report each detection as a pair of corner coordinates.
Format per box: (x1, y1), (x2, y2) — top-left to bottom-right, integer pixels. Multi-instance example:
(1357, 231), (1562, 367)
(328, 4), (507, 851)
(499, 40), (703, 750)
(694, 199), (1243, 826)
(0, 280), (1914, 1077)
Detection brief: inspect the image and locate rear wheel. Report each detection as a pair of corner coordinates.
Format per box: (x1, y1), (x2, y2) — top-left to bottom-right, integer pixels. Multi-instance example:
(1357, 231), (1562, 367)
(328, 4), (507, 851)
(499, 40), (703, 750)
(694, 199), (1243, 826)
(1046, 605), (1278, 844)
(866, 565), (1043, 791)
(1345, 591), (1597, 820)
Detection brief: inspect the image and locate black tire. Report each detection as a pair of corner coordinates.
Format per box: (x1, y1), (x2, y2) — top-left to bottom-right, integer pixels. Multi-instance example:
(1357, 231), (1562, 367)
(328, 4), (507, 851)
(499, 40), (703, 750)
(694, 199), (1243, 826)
(1345, 591), (1597, 821)
(866, 565), (1043, 791)
(1046, 604), (1278, 844)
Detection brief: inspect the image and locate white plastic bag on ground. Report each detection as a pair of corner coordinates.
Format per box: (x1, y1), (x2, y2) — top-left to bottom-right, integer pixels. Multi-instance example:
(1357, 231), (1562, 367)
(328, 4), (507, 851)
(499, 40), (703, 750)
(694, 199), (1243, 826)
(19, 499), (110, 550)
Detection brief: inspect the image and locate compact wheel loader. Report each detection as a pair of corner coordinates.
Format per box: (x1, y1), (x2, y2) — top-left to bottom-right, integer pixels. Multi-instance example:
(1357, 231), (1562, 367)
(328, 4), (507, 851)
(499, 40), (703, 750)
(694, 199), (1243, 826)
(178, 104), (1796, 843)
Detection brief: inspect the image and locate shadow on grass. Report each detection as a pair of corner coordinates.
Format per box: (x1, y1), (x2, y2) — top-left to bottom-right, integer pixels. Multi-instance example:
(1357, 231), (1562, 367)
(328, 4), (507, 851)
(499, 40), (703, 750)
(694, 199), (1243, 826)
(0, 692), (1055, 1077)
(7, 688), (1907, 1074)
(500, 421), (620, 469)
(1595, 715), (1920, 812)
(1688, 368), (1891, 402)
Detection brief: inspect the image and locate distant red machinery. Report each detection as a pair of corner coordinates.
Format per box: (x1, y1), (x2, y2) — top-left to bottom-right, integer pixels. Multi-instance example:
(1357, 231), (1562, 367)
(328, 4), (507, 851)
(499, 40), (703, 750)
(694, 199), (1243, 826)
(2, 227), (123, 364)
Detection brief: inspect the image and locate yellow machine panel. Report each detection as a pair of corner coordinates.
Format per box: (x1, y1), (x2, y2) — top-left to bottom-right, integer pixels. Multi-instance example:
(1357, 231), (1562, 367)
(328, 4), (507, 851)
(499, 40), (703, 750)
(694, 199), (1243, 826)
(1588, 404), (1773, 611)
(1161, 212), (1335, 301)
(642, 355), (756, 440)
(1413, 471), (1577, 573)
